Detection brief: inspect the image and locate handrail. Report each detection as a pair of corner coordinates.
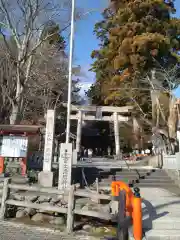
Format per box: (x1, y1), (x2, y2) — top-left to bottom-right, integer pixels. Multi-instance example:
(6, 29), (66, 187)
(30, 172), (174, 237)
(111, 181), (142, 240)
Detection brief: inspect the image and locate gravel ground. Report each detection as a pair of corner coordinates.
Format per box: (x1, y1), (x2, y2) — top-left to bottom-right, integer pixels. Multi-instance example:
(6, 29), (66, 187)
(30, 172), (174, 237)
(0, 221), (103, 240)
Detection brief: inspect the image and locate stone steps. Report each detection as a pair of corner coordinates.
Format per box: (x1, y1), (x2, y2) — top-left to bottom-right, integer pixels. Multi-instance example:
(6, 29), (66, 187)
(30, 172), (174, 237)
(109, 168), (180, 239)
(104, 177), (172, 183)
(138, 169), (180, 239)
(114, 172), (168, 178)
(99, 181), (176, 188)
(143, 209), (180, 217)
(142, 216), (180, 229)
(129, 230), (180, 240)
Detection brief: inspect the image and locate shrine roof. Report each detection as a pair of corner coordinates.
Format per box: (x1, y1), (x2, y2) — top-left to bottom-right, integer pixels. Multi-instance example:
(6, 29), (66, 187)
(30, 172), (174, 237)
(0, 125), (42, 135)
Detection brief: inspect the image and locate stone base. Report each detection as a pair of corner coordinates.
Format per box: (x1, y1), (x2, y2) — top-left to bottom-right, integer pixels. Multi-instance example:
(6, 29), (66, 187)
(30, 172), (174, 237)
(38, 171), (53, 187)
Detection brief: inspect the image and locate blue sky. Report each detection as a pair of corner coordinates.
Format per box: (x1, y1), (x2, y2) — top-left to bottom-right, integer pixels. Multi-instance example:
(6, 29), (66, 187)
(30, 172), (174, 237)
(73, 0), (180, 96)
(73, 0), (108, 94)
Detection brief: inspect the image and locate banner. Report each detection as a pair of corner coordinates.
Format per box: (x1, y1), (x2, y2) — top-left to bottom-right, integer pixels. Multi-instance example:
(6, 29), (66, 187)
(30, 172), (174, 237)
(0, 136), (28, 157)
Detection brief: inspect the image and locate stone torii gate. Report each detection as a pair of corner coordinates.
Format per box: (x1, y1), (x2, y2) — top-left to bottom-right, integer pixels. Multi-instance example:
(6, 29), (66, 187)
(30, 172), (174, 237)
(69, 105), (133, 156)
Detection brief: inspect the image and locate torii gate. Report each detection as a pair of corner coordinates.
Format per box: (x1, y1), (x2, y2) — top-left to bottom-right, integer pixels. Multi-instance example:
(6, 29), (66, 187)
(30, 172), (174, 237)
(69, 105), (133, 155)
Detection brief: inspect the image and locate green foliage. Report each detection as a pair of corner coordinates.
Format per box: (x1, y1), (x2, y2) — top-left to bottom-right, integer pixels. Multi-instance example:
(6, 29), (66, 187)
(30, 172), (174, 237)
(88, 0), (180, 106)
(41, 21), (65, 48)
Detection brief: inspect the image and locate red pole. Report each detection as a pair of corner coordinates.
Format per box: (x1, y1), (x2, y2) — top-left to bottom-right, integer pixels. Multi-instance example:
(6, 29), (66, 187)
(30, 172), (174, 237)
(0, 156), (4, 174)
(132, 188), (142, 240)
(20, 158), (27, 176)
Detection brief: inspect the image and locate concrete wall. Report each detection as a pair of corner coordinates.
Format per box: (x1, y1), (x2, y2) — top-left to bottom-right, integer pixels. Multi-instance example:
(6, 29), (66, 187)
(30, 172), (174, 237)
(165, 169), (180, 187)
(148, 155), (162, 168)
(146, 154), (180, 187)
(163, 154), (180, 169)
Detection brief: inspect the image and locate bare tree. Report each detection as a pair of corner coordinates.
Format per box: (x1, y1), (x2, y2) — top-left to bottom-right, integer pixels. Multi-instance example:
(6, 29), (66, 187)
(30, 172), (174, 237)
(0, 0), (77, 124)
(133, 66), (180, 153)
(110, 64), (180, 152)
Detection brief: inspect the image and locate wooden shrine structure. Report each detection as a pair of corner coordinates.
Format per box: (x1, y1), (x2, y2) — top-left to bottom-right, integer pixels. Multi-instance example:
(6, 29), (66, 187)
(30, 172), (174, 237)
(0, 125), (41, 176)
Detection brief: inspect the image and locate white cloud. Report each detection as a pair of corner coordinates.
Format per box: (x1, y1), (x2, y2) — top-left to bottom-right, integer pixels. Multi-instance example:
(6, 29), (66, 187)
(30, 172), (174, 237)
(79, 82), (93, 95)
(78, 64), (95, 82)
(76, 64), (95, 96)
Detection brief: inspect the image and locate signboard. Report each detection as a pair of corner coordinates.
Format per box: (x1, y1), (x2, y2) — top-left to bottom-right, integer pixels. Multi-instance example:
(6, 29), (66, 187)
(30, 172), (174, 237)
(58, 143), (72, 190)
(0, 136), (28, 157)
(43, 109), (55, 172)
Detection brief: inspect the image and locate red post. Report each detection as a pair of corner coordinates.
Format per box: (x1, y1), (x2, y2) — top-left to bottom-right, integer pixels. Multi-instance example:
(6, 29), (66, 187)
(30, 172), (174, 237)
(111, 182), (143, 240)
(20, 158), (27, 176)
(111, 181), (134, 216)
(0, 157), (4, 174)
(132, 188), (142, 240)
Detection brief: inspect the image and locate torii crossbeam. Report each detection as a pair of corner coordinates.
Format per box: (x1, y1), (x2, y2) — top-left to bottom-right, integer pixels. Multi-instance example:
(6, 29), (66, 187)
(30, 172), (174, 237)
(62, 104), (133, 156)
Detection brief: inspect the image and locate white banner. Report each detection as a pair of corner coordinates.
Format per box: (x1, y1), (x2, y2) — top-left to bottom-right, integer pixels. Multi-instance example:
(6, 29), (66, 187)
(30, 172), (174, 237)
(0, 136), (28, 157)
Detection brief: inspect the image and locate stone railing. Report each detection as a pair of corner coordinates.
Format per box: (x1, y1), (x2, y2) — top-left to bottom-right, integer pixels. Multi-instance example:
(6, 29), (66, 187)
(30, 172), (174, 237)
(162, 153), (180, 187)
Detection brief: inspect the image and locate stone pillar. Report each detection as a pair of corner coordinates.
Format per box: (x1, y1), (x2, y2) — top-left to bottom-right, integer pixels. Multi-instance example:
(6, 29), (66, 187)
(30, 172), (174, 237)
(76, 110), (82, 153)
(58, 143), (73, 190)
(38, 109), (55, 187)
(113, 112), (120, 156)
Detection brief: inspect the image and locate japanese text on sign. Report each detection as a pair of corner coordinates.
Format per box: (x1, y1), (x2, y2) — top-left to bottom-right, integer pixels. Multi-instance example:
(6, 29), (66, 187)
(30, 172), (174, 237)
(58, 143), (72, 190)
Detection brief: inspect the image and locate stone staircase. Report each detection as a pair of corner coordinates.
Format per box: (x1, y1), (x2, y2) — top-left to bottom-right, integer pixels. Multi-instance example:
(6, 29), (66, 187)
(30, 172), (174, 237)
(99, 168), (180, 239)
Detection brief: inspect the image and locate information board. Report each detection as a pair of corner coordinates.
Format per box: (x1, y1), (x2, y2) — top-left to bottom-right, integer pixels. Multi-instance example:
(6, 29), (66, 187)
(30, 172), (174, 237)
(0, 136), (28, 157)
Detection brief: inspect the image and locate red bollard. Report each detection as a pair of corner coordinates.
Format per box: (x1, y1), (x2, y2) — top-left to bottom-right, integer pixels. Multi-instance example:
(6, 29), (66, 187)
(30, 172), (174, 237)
(20, 158), (27, 176)
(132, 188), (142, 240)
(0, 157), (4, 174)
(111, 181), (134, 216)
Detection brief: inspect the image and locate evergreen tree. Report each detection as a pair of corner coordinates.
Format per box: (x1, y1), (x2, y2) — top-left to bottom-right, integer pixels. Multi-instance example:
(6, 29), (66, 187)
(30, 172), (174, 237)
(89, 0), (180, 106)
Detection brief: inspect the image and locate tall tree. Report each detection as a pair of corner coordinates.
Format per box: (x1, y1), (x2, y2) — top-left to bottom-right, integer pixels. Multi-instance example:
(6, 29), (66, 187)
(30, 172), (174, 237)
(89, 0), (180, 105)
(88, 0), (180, 150)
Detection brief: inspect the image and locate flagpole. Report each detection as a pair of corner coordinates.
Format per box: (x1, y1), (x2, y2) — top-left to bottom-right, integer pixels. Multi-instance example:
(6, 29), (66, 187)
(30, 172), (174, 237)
(66, 0), (75, 143)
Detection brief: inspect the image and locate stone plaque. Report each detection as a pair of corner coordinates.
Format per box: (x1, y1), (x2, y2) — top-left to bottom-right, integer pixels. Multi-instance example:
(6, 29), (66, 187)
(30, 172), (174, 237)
(43, 110), (55, 172)
(58, 143), (72, 190)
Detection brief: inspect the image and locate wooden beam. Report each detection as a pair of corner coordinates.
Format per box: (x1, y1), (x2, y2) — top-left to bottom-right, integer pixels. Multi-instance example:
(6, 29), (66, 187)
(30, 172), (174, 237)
(8, 183), (112, 200)
(0, 178), (10, 219)
(74, 209), (112, 220)
(70, 114), (129, 122)
(6, 199), (67, 214)
(62, 104), (133, 113)
(0, 125), (41, 134)
(66, 185), (75, 233)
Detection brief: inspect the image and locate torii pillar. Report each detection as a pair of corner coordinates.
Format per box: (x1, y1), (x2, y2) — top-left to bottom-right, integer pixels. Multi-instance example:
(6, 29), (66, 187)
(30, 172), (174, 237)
(113, 112), (120, 156)
(76, 110), (82, 153)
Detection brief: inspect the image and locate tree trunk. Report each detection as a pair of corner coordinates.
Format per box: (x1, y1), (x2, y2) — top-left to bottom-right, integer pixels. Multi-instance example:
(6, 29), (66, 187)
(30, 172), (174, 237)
(9, 104), (19, 124)
(150, 70), (161, 127)
(9, 63), (23, 125)
(168, 96), (178, 139)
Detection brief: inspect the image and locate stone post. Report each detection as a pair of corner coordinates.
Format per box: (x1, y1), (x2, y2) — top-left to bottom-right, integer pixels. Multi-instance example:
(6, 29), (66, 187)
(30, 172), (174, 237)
(38, 109), (55, 187)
